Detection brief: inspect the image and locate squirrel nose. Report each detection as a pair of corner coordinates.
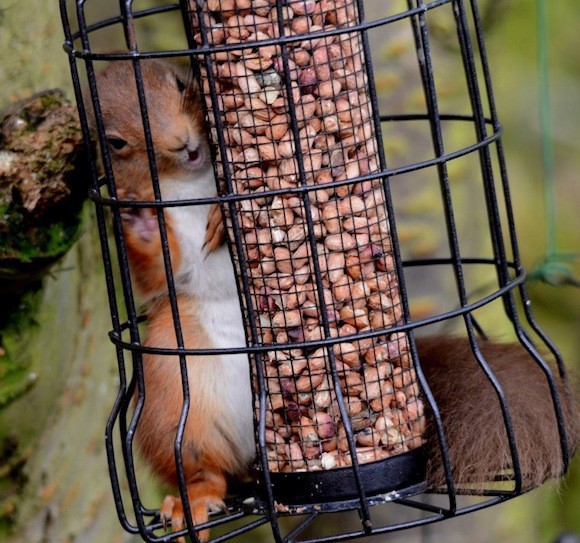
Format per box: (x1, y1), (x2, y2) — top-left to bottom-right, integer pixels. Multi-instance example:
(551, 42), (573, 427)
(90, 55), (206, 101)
(187, 145), (205, 168)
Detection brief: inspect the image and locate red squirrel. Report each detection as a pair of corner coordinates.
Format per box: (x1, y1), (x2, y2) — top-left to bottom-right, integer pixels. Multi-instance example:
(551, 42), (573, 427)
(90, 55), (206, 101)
(91, 60), (254, 542)
(90, 59), (577, 541)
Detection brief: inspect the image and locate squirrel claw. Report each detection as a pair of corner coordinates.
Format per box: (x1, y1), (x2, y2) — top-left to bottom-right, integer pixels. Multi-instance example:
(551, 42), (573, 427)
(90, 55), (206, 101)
(203, 202), (226, 258)
(160, 495), (186, 542)
(160, 495), (175, 532)
(210, 500), (229, 516)
(201, 240), (210, 261)
(159, 493), (223, 543)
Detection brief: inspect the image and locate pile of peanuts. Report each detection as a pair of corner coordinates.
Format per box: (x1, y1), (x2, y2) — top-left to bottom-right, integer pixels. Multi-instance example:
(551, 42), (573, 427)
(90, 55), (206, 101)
(189, 0), (425, 472)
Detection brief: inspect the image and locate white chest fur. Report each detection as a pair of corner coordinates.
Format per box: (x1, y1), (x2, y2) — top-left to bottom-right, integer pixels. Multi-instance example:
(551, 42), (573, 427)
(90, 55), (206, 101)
(160, 169), (244, 344)
(160, 169), (255, 466)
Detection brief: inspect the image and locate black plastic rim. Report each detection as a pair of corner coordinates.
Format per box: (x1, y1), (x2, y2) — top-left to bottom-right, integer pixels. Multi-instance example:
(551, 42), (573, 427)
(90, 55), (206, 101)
(256, 447), (427, 508)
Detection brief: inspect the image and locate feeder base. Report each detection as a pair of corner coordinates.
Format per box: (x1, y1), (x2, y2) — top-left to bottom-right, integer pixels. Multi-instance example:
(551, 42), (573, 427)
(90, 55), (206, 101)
(247, 447), (426, 513)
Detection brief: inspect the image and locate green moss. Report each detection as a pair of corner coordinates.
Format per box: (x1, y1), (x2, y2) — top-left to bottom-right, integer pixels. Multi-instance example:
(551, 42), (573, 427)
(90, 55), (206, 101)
(0, 436), (28, 531)
(0, 288), (43, 410)
(0, 288), (42, 531)
(0, 203), (82, 263)
(0, 369), (37, 410)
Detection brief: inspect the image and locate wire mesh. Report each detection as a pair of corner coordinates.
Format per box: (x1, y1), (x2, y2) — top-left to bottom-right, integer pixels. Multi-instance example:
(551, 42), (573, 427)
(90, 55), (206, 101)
(59, 1), (574, 542)
(186, 0), (426, 488)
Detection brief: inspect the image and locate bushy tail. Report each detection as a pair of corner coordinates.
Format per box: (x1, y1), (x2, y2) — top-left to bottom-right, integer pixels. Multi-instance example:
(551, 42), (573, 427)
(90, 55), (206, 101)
(417, 335), (578, 491)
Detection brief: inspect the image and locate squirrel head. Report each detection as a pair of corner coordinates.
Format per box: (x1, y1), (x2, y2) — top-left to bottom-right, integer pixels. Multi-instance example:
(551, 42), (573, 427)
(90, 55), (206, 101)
(88, 59), (210, 196)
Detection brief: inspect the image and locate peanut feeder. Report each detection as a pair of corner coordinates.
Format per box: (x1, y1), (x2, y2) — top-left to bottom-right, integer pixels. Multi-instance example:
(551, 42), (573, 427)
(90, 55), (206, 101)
(187, 0), (425, 483)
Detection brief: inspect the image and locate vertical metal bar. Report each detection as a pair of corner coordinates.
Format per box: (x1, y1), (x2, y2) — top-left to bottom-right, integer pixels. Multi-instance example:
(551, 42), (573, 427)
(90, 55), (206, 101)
(59, 0), (139, 533)
(73, 0), (157, 536)
(450, 1), (527, 493)
(468, 0), (567, 380)
(408, 0), (523, 495)
(118, 2), (201, 538)
(272, 0), (374, 531)
(454, 0), (569, 483)
(356, 0), (457, 517)
(178, 1), (281, 540)
(466, 0), (570, 473)
(450, 0), (510, 292)
(404, 0), (464, 511)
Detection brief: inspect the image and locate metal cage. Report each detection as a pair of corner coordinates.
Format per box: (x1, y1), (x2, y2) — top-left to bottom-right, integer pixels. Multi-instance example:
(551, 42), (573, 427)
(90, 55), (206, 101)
(60, 1), (573, 542)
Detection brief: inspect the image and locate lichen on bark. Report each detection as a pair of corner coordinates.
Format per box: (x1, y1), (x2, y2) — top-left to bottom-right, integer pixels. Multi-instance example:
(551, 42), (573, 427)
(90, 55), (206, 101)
(0, 89), (88, 295)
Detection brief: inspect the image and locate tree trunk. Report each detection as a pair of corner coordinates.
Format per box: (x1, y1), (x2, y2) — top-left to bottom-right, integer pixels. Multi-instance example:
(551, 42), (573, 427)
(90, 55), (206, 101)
(0, 2), (145, 542)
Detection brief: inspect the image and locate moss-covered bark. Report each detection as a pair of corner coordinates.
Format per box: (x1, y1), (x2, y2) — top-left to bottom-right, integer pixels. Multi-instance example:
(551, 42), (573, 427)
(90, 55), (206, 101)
(0, 90), (87, 296)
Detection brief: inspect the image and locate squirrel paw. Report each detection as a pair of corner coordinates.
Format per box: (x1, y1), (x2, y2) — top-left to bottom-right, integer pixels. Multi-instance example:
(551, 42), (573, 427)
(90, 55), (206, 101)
(202, 202), (226, 259)
(117, 191), (159, 244)
(160, 493), (227, 543)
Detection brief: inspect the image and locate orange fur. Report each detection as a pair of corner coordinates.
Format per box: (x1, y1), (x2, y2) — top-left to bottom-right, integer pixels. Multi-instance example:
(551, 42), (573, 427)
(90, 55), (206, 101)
(89, 60), (235, 541)
(135, 296), (233, 542)
(136, 296), (240, 482)
(119, 192), (183, 296)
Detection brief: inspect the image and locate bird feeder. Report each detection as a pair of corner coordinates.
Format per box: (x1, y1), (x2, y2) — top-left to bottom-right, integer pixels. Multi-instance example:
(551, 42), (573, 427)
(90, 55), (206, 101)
(60, 1), (575, 542)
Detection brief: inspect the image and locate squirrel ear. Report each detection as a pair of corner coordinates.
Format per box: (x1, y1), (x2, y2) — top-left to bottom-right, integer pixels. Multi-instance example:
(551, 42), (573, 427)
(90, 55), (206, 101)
(173, 70), (199, 97)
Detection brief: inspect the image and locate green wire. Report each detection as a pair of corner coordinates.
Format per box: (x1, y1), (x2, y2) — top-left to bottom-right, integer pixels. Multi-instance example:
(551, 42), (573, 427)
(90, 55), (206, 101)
(528, 0), (579, 287)
(536, 0), (555, 255)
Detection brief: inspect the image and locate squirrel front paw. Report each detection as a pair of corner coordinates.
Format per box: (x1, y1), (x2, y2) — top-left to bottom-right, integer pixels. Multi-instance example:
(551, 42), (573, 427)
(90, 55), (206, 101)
(202, 202), (226, 258)
(115, 188), (181, 295)
(117, 190), (160, 245)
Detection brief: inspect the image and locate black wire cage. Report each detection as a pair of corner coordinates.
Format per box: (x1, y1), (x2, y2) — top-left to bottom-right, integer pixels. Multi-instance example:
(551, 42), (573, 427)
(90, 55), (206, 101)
(60, 1), (576, 542)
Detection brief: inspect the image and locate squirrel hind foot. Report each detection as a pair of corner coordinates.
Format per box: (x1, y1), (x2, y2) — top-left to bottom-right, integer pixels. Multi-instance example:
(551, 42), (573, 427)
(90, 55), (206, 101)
(160, 472), (228, 543)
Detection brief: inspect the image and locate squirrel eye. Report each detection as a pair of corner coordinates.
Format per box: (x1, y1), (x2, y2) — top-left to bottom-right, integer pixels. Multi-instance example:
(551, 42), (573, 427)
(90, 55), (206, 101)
(107, 137), (128, 151)
(175, 76), (187, 94)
